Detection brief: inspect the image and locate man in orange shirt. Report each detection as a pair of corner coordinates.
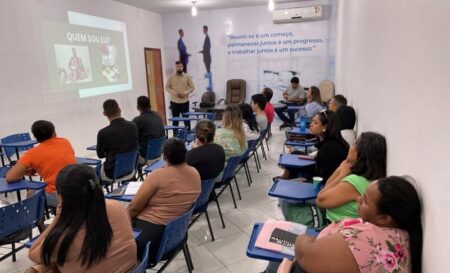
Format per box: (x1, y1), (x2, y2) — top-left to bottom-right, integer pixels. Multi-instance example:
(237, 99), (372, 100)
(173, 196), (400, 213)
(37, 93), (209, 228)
(6, 120), (76, 206)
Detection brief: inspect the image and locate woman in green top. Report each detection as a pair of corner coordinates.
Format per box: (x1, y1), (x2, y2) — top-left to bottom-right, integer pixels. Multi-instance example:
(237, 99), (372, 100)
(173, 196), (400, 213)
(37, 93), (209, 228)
(316, 132), (387, 222)
(214, 105), (247, 159)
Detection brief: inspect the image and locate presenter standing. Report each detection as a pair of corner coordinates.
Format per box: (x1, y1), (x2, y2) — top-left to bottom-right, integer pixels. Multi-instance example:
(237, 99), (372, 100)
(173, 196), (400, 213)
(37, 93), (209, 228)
(177, 29), (190, 73)
(165, 61), (195, 131)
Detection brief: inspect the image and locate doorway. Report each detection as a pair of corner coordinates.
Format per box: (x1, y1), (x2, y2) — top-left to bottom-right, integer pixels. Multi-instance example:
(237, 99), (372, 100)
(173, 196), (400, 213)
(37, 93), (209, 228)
(144, 48), (166, 123)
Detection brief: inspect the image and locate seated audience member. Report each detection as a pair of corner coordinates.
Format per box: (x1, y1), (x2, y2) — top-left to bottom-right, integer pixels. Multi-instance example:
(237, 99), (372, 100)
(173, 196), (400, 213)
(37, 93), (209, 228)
(97, 99), (138, 180)
(214, 105), (247, 159)
(299, 86), (324, 118)
(6, 120), (76, 207)
(291, 176), (422, 273)
(328, 94), (347, 112)
(29, 164), (137, 272)
(132, 96), (165, 165)
(262, 87), (275, 125)
(251, 94), (268, 130)
(276, 111), (348, 181)
(127, 138), (201, 259)
(187, 119), (226, 180)
(337, 105), (357, 146)
(239, 103), (260, 140)
(276, 77), (305, 129)
(316, 132), (387, 223)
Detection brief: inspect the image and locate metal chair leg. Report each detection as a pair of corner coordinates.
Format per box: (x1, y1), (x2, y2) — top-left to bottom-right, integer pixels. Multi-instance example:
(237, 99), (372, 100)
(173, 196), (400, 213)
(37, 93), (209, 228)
(213, 192), (226, 228)
(246, 163), (253, 184)
(182, 245), (194, 273)
(234, 176), (242, 200)
(205, 210), (215, 241)
(253, 152), (260, 173)
(185, 243), (194, 271)
(244, 162), (251, 186)
(255, 149), (262, 170)
(228, 183), (238, 209)
(260, 141), (267, 160)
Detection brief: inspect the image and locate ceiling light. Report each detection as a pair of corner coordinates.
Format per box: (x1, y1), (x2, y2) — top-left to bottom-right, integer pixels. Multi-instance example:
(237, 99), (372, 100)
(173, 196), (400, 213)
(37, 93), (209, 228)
(268, 0), (275, 11)
(191, 2), (198, 17)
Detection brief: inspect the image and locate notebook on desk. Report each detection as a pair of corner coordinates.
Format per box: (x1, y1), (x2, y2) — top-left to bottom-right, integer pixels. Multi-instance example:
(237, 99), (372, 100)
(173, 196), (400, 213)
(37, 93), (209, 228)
(255, 219), (307, 256)
(111, 187), (126, 197)
(124, 182), (143, 195)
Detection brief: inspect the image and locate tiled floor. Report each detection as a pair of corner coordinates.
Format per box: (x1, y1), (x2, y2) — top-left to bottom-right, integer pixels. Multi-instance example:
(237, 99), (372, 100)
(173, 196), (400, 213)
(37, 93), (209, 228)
(0, 120), (287, 273)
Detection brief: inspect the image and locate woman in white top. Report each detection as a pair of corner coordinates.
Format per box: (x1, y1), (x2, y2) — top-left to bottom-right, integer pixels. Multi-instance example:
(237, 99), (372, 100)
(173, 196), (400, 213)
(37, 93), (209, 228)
(299, 86), (323, 118)
(239, 103), (260, 140)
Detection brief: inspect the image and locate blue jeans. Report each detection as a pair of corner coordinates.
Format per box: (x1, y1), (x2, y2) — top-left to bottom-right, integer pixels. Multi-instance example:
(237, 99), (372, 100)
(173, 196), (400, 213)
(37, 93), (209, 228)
(275, 102), (297, 124)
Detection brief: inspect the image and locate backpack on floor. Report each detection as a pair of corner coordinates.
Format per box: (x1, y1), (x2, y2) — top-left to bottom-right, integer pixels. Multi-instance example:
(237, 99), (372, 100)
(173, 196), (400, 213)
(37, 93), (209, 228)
(200, 91), (216, 108)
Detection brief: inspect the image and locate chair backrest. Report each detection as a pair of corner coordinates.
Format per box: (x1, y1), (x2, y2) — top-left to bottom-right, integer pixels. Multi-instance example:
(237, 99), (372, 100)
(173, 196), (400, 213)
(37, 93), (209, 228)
(132, 241), (151, 273)
(193, 178), (217, 214)
(318, 80), (335, 104)
(154, 205), (195, 262)
(226, 79), (246, 105)
(242, 139), (259, 160)
(220, 155), (242, 183)
(207, 112), (216, 121)
(258, 129), (268, 143)
(0, 189), (45, 238)
(175, 128), (187, 142)
(1, 133), (32, 161)
(113, 150), (139, 179)
(145, 137), (166, 161)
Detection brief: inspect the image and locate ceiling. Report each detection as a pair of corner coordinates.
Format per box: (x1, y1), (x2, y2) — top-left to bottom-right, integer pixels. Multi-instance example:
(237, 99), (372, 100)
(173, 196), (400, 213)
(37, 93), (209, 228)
(113, 0), (313, 14)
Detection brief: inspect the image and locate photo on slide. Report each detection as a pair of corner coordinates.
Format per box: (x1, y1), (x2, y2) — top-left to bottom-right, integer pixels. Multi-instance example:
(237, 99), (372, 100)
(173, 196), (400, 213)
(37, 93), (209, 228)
(54, 44), (93, 84)
(100, 44), (120, 82)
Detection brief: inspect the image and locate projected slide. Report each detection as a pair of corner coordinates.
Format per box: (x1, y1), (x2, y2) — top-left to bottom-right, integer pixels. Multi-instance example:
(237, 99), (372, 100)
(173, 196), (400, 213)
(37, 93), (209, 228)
(43, 11), (132, 98)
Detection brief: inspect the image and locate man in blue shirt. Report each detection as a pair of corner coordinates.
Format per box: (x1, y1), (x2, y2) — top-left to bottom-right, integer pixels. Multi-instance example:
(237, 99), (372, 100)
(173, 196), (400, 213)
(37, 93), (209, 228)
(199, 25), (211, 74)
(177, 29), (190, 73)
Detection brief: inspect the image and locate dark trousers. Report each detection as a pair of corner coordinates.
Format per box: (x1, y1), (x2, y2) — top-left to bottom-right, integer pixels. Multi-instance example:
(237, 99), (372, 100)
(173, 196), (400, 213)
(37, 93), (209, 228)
(204, 54), (211, 73)
(170, 101), (190, 130)
(133, 218), (165, 262)
(275, 102), (298, 124)
(181, 59), (188, 73)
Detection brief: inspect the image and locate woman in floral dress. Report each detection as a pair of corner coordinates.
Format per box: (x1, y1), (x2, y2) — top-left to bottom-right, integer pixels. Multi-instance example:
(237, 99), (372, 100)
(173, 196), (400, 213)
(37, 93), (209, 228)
(291, 176), (422, 273)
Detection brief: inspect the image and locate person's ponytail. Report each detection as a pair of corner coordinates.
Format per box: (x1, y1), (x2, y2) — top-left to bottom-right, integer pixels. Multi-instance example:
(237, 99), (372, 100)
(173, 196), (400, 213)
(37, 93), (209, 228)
(377, 176), (422, 273)
(407, 217), (422, 273)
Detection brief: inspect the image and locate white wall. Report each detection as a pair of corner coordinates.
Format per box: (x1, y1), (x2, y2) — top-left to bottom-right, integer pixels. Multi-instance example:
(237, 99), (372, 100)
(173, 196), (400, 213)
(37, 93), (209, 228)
(0, 0), (164, 157)
(162, 1), (337, 104)
(335, 1), (450, 271)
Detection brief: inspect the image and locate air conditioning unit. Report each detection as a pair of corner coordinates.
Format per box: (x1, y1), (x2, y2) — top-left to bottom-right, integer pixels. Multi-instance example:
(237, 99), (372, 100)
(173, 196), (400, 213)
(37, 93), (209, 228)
(273, 5), (323, 24)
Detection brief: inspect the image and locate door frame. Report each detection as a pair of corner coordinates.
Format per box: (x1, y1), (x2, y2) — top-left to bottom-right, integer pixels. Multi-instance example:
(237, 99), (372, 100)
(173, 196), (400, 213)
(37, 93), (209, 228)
(144, 47), (166, 123)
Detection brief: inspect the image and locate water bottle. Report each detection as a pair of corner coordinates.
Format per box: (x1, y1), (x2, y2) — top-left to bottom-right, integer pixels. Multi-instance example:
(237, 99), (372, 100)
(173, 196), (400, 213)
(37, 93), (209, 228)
(299, 116), (307, 133)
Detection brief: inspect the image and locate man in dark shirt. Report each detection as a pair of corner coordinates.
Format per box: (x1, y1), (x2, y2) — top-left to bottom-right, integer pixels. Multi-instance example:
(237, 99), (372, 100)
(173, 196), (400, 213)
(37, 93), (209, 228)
(199, 25), (211, 74)
(186, 119), (225, 180)
(97, 99), (138, 180)
(132, 96), (165, 164)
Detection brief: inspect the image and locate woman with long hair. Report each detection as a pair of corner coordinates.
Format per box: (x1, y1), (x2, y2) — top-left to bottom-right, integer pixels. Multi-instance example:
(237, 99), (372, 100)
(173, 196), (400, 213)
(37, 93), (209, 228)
(29, 164), (137, 272)
(214, 105), (247, 158)
(239, 103), (260, 140)
(292, 176), (422, 273)
(336, 105), (357, 146)
(316, 132), (387, 223)
(299, 86), (323, 118)
(276, 110), (349, 180)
